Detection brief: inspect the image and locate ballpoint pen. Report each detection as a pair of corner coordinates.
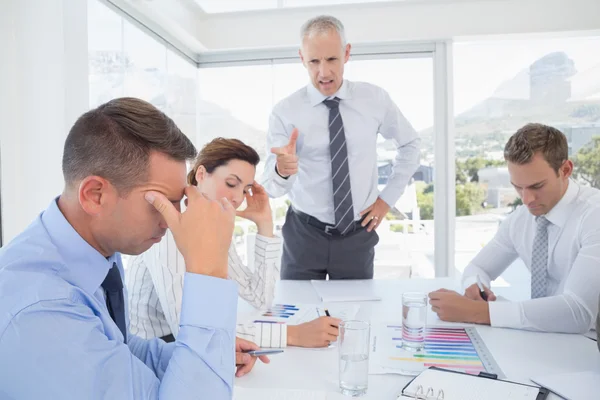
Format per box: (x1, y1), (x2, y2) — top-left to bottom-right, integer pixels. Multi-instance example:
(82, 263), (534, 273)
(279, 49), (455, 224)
(476, 275), (489, 301)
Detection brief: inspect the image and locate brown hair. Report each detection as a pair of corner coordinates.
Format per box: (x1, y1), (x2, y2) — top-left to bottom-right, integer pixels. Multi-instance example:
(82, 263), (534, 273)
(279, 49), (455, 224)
(504, 123), (568, 173)
(62, 97), (197, 193)
(187, 138), (260, 185)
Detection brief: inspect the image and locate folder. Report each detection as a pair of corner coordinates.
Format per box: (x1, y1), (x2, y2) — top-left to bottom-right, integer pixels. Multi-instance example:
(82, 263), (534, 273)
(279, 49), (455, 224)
(398, 367), (549, 400)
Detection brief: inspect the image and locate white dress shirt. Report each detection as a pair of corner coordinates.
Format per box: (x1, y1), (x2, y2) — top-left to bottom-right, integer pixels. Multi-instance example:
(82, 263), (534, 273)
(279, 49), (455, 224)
(262, 80), (420, 224)
(463, 180), (600, 333)
(126, 230), (288, 347)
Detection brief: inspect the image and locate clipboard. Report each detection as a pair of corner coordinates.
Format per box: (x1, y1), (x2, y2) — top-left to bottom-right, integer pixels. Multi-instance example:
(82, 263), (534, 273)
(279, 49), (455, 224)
(398, 367), (550, 400)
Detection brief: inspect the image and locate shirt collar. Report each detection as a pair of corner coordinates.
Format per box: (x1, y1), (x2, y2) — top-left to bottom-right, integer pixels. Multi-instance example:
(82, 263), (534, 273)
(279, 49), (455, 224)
(307, 79), (352, 107)
(543, 179), (580, 228)
(41, 197), (119, 294)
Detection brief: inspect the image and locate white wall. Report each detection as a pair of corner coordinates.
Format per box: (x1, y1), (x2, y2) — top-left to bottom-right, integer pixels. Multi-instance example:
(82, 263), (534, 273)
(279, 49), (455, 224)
(195, 0), (600, 51)
(0, 0), (89, 244)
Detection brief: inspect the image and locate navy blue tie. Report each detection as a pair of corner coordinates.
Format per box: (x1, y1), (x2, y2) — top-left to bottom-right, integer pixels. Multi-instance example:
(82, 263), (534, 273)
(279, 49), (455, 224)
(102, 262), (127, 343)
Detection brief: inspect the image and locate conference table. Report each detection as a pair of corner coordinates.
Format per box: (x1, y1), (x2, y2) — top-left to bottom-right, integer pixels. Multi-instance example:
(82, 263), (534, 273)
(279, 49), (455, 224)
(235, 278), (600, 399)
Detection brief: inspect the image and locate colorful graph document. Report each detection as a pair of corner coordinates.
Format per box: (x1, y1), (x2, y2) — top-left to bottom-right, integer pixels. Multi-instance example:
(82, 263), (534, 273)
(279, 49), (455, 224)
(250, 303), (360, 325)
(370, 324), (504, 378)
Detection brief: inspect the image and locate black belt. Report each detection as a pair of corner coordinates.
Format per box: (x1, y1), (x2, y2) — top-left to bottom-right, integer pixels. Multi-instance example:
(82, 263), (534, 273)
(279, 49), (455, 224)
(291, 207), (364, 236)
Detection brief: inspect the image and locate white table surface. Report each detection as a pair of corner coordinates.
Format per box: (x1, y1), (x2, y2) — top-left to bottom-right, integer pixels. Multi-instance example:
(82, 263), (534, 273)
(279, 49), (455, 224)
(235, 278), (600, 399)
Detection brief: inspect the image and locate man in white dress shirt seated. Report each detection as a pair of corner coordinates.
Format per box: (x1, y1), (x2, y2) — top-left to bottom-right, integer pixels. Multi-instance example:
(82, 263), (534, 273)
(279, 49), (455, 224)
(262, 15), (420, 280)
(430, 123), (600, 334)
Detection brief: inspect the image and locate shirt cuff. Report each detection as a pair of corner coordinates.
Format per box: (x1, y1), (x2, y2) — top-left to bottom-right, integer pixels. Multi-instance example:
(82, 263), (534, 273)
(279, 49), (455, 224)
(270, 166), (297, 188)
(255, 235), (283, 259)
(462, 275), (479, 291)
(180, 273), (237, 330)
(489, 300), (522, 329)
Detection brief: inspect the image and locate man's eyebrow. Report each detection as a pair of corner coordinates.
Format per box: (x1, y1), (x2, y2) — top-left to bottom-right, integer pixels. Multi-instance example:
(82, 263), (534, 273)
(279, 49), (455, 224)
(511, 179), (547, 188)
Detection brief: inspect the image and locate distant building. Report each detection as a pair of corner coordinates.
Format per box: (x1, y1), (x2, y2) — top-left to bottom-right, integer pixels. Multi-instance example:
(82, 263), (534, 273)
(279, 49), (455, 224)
(378, 162), (433, 185)
(555, 122), (600, 156)
(478, 167), (518, 208)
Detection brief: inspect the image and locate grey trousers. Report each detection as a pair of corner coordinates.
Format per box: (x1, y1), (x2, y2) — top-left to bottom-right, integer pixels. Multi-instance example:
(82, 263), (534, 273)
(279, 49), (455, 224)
(280, 208), (379, 280)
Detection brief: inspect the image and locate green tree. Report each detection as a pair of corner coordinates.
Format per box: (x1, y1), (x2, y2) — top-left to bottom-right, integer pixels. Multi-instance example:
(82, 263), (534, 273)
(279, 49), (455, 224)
(574, 136), (600, 189)
(455, 160), (468, 184)
(509, 197), (523, 211)
(456, 182), (486, 217)
(275, 206), (288, 219)
(417, 190), (434, 220)
(233, 225), (245, 237)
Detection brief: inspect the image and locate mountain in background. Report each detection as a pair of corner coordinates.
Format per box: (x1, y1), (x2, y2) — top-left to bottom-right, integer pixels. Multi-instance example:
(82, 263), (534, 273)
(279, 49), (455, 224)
(419, 52), (600, 141)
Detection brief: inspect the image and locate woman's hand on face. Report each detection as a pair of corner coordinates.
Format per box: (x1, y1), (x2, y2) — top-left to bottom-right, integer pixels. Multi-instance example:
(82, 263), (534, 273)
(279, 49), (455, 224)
(236, 182), (272, 225)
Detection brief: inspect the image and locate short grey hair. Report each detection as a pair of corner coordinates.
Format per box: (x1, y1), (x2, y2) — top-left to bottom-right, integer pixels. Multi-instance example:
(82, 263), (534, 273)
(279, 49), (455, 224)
(300, 15), (346, 45)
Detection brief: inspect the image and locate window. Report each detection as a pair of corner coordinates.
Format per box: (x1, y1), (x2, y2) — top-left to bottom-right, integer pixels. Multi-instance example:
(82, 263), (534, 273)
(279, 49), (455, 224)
(198, 56), (434, 279)
(122, 19), (167, 110)
(345, 58), (435, 279)
(88, 0), (198, 267)
(197, 64), (278, 267)
(88, 0), (197, 141)
(88, 0), (125, 107)
(453, 36), (600, 294)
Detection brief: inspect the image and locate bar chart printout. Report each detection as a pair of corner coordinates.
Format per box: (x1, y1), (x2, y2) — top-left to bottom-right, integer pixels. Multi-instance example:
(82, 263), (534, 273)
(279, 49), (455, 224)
(370, 325), (504, 378)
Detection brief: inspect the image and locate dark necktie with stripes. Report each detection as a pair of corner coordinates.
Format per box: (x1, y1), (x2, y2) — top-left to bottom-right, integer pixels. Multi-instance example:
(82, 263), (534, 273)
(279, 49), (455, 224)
(323, 97), (355, 235)
(102, 262), (127, 343)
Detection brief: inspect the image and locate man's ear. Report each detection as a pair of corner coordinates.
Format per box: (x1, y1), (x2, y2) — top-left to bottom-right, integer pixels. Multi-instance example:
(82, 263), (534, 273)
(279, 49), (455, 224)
(561, 159), (574, 179)
(78, 176), (114, 216)
(344, 43), (351, 63)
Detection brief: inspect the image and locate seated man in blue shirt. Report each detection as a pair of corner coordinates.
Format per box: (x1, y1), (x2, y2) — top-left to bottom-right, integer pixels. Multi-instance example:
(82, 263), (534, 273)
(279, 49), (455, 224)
(0, 97), (260, 399)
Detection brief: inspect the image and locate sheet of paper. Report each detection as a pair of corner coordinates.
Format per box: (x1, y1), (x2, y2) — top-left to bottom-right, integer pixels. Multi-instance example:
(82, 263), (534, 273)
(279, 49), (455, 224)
(531, 370), (600, 400)
(311, 279), (381, 302)
(369, 323), (503, 378)
(318, 304), (360, 321)
(247, 303), (360, 325)
(234, 387), (347, 400)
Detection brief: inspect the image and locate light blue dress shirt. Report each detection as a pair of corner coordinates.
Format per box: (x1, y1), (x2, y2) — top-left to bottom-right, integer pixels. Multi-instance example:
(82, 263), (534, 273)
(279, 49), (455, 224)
(0, 198), (237, 399)
(262, 80), (421, 225)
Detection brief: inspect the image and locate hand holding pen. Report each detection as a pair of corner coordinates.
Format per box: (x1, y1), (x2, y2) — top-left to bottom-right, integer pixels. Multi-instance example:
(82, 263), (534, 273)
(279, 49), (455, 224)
(465, 275), (497, 301)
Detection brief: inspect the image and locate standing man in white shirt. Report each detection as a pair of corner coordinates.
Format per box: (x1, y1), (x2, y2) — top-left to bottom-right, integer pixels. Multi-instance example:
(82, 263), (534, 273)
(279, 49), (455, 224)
(262, 15), (420, 280)
(430, 123), (600, 334)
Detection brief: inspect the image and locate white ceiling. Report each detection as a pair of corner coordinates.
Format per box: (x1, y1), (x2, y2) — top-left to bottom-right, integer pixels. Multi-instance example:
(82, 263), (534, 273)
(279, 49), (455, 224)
(192, 0), (400, 14)
(113, 0), (600, 55)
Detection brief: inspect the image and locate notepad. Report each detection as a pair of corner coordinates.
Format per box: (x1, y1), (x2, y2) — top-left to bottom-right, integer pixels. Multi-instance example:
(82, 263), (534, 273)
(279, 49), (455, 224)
(400, 368), (541, 400)
(531, 371), (600, 400)
(311, 279), (381, 302)
(233, 387), (345, 399)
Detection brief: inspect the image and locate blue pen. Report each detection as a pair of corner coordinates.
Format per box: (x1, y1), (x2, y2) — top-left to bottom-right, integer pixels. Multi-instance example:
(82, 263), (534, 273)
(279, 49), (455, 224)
(243, 349), (284, 356)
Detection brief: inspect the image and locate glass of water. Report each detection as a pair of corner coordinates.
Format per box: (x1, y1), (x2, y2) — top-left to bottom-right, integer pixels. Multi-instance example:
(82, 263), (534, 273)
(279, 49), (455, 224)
(402, 292), (427, 352)
(339, 320), (370, 397)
